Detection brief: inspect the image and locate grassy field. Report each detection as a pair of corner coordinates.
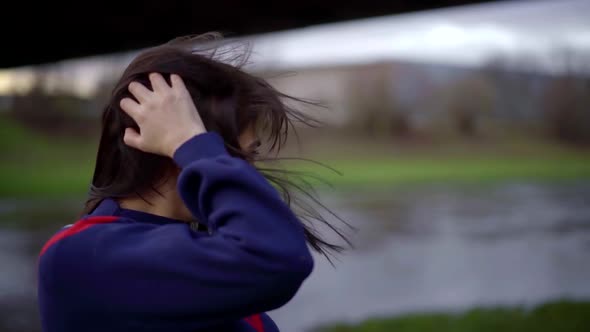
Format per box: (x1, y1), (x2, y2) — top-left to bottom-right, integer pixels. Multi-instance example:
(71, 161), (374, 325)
(288, 156), (590, 188)
(314, 300), (590, 332)
(4, 155), (590, 197)
(0, 117), (97, 197)
(2, 117), (590, 197)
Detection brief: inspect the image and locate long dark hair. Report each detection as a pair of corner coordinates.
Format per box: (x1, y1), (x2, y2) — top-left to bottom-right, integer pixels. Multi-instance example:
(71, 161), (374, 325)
(83, 33), (351, 259)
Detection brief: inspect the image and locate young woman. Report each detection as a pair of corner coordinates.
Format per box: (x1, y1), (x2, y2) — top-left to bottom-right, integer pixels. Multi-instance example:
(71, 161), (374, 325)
(37, 34), (346, 332)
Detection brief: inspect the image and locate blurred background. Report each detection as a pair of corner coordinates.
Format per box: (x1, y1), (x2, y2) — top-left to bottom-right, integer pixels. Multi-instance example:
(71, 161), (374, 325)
(1, 0), (590, 331)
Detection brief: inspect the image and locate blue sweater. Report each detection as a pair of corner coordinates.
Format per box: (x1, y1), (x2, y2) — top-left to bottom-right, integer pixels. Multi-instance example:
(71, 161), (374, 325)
(37, 132), (314, 332)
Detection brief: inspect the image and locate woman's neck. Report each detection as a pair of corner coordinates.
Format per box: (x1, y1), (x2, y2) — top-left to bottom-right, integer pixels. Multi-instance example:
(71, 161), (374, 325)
(117, 176), (193, 222)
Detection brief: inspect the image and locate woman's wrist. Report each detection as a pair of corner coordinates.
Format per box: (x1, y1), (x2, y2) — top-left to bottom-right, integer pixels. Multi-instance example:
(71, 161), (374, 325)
(167, 127), (208, 158)
(172, 132), (228, 168)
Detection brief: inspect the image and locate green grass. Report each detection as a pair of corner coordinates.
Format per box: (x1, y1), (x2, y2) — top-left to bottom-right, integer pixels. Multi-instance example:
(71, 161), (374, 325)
(314, 300), (590, 332)
(0, 160), (95, 197)
(288, 156), (590, 188)
(0, 116), (96, 197)
(1, 116), (590, 197)
(3, 155), (590, 198)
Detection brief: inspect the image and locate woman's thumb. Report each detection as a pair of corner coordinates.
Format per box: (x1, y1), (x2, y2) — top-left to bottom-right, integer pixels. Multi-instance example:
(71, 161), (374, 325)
(123, 127), (142, 149)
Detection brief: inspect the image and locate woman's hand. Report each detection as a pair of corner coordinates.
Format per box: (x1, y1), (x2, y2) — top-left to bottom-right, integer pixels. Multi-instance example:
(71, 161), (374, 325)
(119, 73), (207, 158)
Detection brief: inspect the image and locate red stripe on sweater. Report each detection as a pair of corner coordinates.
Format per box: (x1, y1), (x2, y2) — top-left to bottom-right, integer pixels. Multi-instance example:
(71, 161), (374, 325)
(39, 216), (119, 257)
(40, 217), (266, 332)
(245, 314), (264, 332)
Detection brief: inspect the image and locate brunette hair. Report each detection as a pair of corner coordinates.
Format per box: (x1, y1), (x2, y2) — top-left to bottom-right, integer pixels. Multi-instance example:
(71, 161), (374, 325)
(82, 33), (350, 259)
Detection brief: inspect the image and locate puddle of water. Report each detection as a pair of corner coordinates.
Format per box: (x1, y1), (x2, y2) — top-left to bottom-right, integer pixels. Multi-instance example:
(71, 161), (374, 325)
(2, 182), (590, 332)
(0, 230), (40, 332)
(270, 182), (590, 331)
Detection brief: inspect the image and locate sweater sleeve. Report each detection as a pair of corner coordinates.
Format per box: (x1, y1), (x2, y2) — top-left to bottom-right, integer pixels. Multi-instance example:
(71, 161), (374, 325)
(46, 132), (314, 330)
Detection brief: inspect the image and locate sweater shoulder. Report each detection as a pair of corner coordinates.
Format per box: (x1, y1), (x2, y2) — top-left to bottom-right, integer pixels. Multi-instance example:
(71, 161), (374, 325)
(38, 215), (137, 258)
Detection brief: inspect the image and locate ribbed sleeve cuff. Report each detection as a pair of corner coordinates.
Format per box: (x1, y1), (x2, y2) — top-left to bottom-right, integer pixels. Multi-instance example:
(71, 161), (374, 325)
(173, 132), (228, 168)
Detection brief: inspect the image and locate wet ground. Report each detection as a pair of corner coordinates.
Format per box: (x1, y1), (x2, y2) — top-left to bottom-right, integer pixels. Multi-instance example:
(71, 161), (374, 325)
(2, 182), (590, 332)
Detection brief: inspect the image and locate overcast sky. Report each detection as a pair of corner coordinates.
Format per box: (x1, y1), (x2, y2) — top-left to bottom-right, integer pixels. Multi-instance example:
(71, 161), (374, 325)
(1, 0), (588, 97)
(248, 0), (590, 71)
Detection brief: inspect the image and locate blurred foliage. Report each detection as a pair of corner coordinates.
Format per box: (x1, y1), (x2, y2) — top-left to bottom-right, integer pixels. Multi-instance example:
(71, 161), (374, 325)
(327, 51), (590, 145)
(1, 49), (590, 200)
(543, 76), (590, 145)
(314, 300), (590, 332)
(8, 75), (100, 138)
(345, 63), (410, 138)
(443, 75), (495, 137)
